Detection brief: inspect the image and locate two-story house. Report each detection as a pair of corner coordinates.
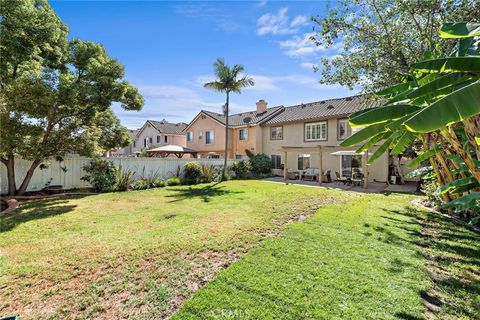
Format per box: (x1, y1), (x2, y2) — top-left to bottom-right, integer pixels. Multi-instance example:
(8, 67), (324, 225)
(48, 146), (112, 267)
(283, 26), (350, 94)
(261, 95), (388, 183)
(129, 119), (187, 155)
(184, 100), (283, 159)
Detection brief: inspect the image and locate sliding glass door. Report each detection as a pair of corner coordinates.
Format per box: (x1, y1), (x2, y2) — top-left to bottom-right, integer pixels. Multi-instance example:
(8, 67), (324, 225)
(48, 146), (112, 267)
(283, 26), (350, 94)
(341, 155), (362, 178)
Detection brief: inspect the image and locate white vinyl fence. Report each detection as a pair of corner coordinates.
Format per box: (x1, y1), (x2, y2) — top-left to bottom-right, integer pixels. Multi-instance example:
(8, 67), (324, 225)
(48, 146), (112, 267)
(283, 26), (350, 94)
(0, 157), (234, 193)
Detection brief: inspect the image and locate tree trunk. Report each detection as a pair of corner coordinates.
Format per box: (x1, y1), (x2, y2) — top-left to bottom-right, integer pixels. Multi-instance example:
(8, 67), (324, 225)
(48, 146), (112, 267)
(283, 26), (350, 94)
(2, 155), (17, 196)
(16, 159), (41, 196)
(222, 91), (230, 181)
(463, 116), (480, 160)
(394, 155), (405, 184)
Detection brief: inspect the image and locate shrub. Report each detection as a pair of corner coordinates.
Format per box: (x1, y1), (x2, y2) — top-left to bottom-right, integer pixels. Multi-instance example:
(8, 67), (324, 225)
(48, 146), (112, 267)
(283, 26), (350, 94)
(131, 180), (150, 190)
(116, 166), (135, 191)
(249, 153), (272, 175)
(165, 177), (180, 186)
(140, 166), (161, 186)
(200, 164), (216, 183)
(81, 159), (117, 192)
(153, 179), (166, 187)
(230, 160), (252, 179)
(182, 162), (202, 184)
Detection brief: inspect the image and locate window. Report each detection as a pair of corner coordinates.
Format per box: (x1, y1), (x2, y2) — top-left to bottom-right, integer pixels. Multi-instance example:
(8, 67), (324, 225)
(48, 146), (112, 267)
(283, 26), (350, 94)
(305, 121), (327, 141)
(271, 155), (282, 169)
(157, 135), (161, 143)
(270, 126), (283, 140)
(239, 128), (248, 141)
(337, 119), (349, 140)
(149, 137), (153, 143)
(187, 131), (193, 142)
(341, 155), (363, 178)
(133, 141), (136, 148)
(143, 138), (148, 148)
(198, 131), (203, 140)
(298, 154), (311, 170)
(235, 154), (244, 160)
(205, 130), (214, 144)
(164, 136), (168, 143)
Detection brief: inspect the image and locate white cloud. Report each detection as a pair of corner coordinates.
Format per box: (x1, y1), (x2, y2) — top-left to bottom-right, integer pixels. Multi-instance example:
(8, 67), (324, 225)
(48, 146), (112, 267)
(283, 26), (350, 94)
(299, 62), (317, 70)
(257, 0), (268, 8)
(256, 7), (308, 35)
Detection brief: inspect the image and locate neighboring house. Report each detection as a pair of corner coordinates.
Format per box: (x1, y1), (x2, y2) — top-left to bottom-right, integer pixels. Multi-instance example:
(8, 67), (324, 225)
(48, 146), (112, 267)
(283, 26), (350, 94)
(260, 95), (390, 183)
(129, 119), (187, 156)
(108, 129), (138, 157)
(184, 100), (283, 159)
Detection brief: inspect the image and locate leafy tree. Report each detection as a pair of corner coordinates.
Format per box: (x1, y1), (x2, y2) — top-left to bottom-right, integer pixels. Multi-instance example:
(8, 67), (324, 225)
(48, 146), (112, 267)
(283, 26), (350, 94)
(341, 22), (480, 220)
(311, 0), (480, 92)
(204, 58), (254, 180)
(0, 0), (143, 195)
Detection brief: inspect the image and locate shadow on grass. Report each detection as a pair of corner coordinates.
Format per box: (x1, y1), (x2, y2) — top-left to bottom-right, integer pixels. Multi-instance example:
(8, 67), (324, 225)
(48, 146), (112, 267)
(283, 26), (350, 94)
(383, 206), (480, 319)
(0, 195), (91, 233)
(166, 183), (244, 203)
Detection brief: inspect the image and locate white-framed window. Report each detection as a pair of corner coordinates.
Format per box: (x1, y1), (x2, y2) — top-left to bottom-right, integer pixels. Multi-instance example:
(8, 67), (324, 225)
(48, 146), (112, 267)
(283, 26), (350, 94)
(337, 119), (349, 140)
(235, 154), (244, 159)
(270, 126), (283, 140)
(157, 135), (161, 143)
(198, 131), (203, 140)
(164, 136), (168, 143)
(305, 121), (327, 141)
(271, 155), (282, 169)
(205, 130), (214, 144)
(239, 128), (248, 141)
(187, 131), (193, 142)
(298, 154), (311, 170)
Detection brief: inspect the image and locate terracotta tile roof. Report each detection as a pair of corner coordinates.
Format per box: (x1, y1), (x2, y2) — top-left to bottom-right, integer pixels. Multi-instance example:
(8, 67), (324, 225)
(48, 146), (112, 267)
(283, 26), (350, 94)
(148, 120), (187, 134)
(202, 105), (284, 127)
(263, 95), (382, 126)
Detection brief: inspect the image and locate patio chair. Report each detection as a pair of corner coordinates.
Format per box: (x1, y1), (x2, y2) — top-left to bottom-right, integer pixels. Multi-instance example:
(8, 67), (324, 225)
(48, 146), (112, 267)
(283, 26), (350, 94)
(301, 168), (319, 181)
(335, 171), (348, 184)
(321, 170), (332, 183)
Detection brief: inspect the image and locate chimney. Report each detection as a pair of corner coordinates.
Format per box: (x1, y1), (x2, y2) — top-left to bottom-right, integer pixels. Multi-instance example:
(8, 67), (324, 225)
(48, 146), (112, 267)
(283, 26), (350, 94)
(256, 99), (267, 113)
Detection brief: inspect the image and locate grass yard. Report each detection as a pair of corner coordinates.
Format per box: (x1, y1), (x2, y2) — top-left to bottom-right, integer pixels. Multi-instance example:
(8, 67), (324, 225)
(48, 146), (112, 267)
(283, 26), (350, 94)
(1, 181), (478, 319)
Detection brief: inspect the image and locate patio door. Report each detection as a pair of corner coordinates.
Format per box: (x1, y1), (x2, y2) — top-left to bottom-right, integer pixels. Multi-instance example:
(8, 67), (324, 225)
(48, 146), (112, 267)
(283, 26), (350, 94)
(341, 155), (362, 178)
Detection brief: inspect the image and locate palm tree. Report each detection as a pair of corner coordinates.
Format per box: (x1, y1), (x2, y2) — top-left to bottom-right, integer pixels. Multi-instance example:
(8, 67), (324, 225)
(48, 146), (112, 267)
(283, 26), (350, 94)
(204, 58), (255, 180)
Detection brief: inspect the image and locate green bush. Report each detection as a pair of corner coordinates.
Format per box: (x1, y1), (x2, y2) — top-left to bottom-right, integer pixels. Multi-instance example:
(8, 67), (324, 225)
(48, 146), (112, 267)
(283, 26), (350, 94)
(182, 162), (202, 184)
(230, 160), (252, 179)
(249, 153), (272, 175)
(200, 164), (216, 183)
(131, 180), (150, 190)
(165, 177), (180, 186)
(116, 166), (135, 191)
(153, 179), (166, 187)
(81, 159), (117, 192)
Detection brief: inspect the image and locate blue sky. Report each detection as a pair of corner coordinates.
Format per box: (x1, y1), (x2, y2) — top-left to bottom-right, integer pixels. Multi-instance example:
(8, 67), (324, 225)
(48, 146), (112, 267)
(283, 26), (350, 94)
(51, 0), (358, 129)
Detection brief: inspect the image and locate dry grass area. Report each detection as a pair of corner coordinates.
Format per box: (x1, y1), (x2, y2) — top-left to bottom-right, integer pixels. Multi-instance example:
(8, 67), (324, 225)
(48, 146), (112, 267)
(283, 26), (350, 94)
(0, 181), (347, 319)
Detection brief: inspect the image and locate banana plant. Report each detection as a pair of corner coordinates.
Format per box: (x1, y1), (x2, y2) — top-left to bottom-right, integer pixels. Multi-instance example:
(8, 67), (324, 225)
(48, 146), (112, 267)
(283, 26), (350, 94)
(341, 22), (480, 220)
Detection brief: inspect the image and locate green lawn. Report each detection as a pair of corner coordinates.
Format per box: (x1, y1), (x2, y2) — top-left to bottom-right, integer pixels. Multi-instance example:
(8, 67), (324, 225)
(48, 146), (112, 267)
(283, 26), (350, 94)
(1, 181), (478, 319)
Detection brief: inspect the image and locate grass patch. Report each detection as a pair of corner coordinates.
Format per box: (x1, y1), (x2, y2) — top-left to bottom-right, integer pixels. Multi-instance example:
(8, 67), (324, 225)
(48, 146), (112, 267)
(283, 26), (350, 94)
(0, 181), (345, 319)
(174, 194), (479, 320)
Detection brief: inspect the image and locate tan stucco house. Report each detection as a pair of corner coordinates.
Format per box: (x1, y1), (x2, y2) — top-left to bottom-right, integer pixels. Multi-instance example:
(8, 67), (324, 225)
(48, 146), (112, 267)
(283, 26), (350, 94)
(260, 95), (389, 184)
(184, 100), (283, 159)
(126, 119), (187, 156)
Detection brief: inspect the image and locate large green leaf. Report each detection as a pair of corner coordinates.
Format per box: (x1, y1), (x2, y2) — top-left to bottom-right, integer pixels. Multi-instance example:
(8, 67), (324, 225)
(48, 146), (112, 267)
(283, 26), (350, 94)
(407, 72), (470, 100)
(367, 136), (394, 165)
(411, 57), (480, 73)
(405, 81), (480, 133)
(441, 192), (480, 212)
(349, 104), (420, 127)
(390, 131), (415, 155)
(440, 23), (480, 39)
(375, 81), (414, 97)
(355, 131), (391, 153)
(340, 122), (387, 147)
(405, 166), (432, 179)
(408, 148), (440, 168)
(437, 176), (478, 194)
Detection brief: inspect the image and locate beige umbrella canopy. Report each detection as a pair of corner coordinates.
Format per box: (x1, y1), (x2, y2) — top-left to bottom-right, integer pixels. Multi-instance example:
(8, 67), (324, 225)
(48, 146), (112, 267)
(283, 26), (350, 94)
(145, 145), (198, 158)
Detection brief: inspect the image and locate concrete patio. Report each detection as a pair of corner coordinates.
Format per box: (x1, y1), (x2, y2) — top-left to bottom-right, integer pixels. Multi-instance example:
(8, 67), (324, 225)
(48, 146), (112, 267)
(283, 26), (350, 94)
(262, 177), (418, 194)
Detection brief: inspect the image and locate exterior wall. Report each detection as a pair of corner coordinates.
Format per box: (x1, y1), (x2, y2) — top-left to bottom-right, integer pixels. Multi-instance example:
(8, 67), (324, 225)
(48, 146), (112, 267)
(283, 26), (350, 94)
(186, 115), (258, 159)
(131, 123), (186, 155)
(261, 118), (389, 183)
